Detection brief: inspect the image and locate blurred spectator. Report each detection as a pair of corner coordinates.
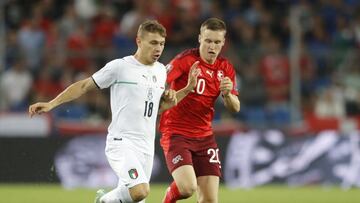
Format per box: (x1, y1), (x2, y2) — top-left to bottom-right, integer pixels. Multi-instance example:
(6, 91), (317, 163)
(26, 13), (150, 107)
(259, 37), (291, 125)
(17, 15), (45, 75)
(314, 84), (345, 119)
(119, 0), (154, 39)
(167, 3), (199, 46)
(238, 62), (267, 126)
(65, 23), (91, 74)
(91, 6), (118, 65)
(5, 30), (21, 70)
(353, 10), (360, 48)
(32, 65), (63, 102)
(243, 0), (266, 26)
(58, 3), (78, 42)
(4, 0), (25, 29)
(2, 0), (360, 128)
(0, 58), (33, 111)
(306, 15), (331, 84)
(74, 0), (98, 20)
(341, 50), (360, 116)
(260, 37), (289, 104)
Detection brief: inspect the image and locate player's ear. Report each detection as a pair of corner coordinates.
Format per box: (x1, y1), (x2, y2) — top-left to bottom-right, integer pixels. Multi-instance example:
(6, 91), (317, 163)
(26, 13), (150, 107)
(198, 34), (201, 44)
(136, 36), (141, 47)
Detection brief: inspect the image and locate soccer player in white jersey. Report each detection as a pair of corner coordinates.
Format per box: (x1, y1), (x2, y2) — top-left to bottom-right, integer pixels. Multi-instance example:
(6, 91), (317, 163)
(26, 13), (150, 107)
(29, 20), (200, 203)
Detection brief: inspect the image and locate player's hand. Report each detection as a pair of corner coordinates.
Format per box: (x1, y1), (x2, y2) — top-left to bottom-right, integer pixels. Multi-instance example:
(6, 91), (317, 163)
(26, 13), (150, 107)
(162, 89), (177, 105)
(186, 61), (201, 91)
(220, 77), (233, 96)
(28, 102), (52, 117)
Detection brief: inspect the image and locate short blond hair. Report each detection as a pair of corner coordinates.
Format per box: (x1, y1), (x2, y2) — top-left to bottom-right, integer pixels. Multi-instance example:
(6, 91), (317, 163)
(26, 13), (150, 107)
(137, 20), (167, 38)
(200, 18), (226, 34)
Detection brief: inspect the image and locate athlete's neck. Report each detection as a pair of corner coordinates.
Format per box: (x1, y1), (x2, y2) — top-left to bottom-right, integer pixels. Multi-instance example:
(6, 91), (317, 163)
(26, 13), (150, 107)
(200, 56), (216, 64)
(134, 52), (153, 66)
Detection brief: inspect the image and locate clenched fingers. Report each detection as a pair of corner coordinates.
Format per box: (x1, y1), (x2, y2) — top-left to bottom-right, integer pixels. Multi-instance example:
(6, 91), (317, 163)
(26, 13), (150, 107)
(28, 103), (47, 117)
(220, 77), (233, 94)
(163, 89), (177, 104)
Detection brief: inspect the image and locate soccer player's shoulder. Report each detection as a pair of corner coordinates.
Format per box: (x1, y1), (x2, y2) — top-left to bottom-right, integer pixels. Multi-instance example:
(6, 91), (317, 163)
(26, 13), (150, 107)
(155, 61), (167, 70)
(217, 55), (235, 71)
(173, 48), (199, 62)
(106, 58), (125, 68)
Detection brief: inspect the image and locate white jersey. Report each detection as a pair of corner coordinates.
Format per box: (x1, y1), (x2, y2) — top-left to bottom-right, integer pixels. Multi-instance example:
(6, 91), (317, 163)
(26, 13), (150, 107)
(92, 56), (166, 155)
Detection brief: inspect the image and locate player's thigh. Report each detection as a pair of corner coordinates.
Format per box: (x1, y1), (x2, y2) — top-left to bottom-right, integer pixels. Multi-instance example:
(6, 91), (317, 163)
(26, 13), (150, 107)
(172, 165), (197, 196)
(128, 153), (153, 200)
(106, 144), (149, 188)
(197, 176), (219, 203)
(192, 137), (221, 177)
(141, 153), (154, 181)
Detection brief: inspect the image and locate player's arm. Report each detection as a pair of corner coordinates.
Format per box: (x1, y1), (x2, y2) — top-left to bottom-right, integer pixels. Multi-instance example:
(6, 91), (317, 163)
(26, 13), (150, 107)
(29, 77), (97, 117)
(159, 61), (200, 113)
(220, 77), (240, 112)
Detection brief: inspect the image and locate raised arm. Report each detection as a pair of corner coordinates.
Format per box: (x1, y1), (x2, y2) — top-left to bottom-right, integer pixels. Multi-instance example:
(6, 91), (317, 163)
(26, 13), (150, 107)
(159, 61), (200, 113)
(29, 77), (98, 117)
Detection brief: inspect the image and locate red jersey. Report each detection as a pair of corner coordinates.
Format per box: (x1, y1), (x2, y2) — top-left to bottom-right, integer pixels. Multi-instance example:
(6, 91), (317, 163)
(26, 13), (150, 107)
(159, 48), (238, 143)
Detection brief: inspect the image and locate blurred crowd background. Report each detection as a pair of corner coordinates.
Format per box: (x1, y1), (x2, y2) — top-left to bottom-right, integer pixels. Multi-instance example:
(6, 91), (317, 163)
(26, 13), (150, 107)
(1, 0), (360, 130)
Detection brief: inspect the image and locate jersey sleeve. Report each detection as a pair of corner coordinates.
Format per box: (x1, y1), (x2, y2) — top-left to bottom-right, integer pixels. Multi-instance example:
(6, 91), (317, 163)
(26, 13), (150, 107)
(226, 63), (239, 96)
(92, 60), (119, 89)
(166, 58), (186, 84)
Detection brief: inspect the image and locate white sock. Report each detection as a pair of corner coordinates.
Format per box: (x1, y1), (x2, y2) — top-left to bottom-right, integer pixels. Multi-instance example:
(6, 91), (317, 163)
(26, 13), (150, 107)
(100, 185), (133, 203)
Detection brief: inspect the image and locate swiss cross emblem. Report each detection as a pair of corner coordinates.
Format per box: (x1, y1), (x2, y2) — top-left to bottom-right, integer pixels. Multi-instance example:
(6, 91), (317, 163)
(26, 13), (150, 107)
(217, 70), (224, 81)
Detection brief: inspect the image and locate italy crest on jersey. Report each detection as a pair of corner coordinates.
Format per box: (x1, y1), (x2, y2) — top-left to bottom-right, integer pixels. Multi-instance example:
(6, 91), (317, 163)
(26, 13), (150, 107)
(128, 168), (138, 179)
(147, 88), (153, 101)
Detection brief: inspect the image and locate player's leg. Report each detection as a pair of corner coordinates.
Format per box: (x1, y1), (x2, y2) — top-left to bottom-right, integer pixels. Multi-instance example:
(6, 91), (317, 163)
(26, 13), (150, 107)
(173, 165), (198, 197)
(163, 165), (197, 203)
(99, 143), (150, 203)
(162, 135), (197, 203)
(98, 183), (149, 203)
(192, 135), (221, 203)
(196, 176), (219, 203)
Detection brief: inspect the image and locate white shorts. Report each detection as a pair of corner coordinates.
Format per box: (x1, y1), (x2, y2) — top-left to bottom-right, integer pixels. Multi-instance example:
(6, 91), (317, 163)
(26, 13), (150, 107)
(105, 137), (154, 188)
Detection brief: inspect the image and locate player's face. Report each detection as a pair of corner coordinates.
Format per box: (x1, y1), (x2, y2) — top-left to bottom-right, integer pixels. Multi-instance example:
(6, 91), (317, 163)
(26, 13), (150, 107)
(137, 32), (165, 65)
(198, 29), (225, 64)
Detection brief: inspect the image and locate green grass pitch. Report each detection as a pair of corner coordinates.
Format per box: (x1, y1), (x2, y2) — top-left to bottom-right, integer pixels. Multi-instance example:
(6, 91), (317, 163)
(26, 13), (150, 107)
(0, 184), (359, 203)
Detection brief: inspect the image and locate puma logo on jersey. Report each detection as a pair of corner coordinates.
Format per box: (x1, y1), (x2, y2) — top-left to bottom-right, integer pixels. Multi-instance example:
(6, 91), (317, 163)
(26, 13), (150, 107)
(206, 70), (214, 78)
(172, 155), (183, 164)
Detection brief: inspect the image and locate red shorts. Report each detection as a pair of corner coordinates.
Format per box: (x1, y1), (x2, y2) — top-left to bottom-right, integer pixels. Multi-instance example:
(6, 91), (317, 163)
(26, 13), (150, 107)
(163, 134), (222, 177)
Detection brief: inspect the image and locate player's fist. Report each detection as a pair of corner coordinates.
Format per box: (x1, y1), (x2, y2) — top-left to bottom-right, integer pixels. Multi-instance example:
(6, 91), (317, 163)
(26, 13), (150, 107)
(186, 61), (201, 91)
(28, 102), (52, 117)
(163, 89), (177, 105)
(220, 77), (233, 96)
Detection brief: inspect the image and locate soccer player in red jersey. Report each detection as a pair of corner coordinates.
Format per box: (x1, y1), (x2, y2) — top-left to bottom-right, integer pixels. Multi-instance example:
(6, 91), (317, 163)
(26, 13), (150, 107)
(160, 18), (240, 203)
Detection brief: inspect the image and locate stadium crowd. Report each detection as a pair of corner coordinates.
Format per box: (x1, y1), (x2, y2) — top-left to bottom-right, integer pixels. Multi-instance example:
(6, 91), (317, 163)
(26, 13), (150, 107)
(1, 0), (360, 128)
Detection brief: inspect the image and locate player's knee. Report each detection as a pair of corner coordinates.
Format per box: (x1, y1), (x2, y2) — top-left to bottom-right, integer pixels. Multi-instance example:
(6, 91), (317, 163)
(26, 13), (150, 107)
(129, 183), (150, 202)
(178, 183), (196, 198)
